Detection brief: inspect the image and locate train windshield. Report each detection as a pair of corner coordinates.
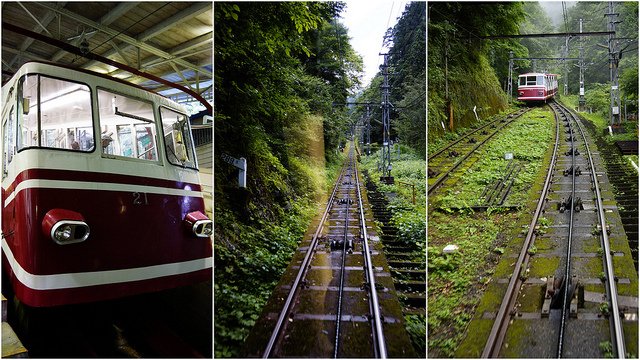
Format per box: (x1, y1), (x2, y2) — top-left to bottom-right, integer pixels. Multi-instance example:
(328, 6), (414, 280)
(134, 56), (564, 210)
(97, 89), (159, 162)
(519, 75), (541, 86)
(17, 74), (95, 152)
(160, 107), (197, 170)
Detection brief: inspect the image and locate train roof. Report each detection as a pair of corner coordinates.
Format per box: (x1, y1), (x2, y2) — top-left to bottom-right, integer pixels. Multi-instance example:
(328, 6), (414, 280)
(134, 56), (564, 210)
(519, 73), (559, 76)
(2, 61), (186, 111)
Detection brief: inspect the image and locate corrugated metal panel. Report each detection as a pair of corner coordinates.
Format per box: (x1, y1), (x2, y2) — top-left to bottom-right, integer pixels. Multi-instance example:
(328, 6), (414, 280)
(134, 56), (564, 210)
(2, 1), (211, 103)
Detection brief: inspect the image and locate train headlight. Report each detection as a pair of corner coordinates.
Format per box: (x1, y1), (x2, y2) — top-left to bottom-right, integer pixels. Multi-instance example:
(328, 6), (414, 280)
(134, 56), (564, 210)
(184, 211), (213, 238)
(42, 209), (90, 245)
(55, 225), (73, 242)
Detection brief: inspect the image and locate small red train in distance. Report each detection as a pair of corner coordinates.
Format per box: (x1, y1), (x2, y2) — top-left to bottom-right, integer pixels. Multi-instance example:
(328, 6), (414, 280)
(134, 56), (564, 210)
(517, 72), (558, 102)
(1, 61), (212, 307)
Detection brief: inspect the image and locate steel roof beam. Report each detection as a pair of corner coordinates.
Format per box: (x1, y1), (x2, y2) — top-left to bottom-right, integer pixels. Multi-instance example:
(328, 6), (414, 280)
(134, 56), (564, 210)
(106, 32), (212, 77)
(33, 2), (211, 77)
(7, 2), (65, 68)
(137, 2), (210, 42)
(3, 21), (212, 113)
(79, 3), (211, 75)
(49, 2), (138, 62)
(85, 2), (211, 70)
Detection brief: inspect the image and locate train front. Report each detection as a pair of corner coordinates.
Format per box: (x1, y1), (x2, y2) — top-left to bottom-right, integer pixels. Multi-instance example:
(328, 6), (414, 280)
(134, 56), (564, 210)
(1, 62), (212, 307)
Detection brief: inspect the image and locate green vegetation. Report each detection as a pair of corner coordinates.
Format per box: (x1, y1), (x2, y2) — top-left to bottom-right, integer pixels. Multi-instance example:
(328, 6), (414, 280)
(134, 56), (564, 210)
(428, 3), (528, 139)
(214, 2), (363, 357)
(354, 3), (426, 158)
(359, 145), (426, 354)
(434, 108), (554, 211)
(214, 2), (426, 357)
(428, 211), (505, 357)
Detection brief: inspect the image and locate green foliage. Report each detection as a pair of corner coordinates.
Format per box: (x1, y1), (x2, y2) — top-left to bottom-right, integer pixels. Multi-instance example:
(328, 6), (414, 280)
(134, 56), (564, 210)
(437, 108), (554, 210)
(428, 211), (503, 357)
(405, 314), (427, 356)
(358, 146), (426, 355)
(600, 341), (614, 358)
(213, 2), (362, 357)
(565, 2), (638, 96)
(354, 3), (426, 157)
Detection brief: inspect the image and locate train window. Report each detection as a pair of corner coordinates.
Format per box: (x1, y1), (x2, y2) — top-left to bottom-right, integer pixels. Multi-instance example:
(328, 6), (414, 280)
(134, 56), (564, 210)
(18, 74), (38, 149)
(537, 75), (544, 85)
(519, 77), (526, 86)
(17, 75), (94, 152)
(40, 77), (93, 151)
(2, 108), (14, 178)
(160, 107), (197, 170)
(97, 89), (158, 162)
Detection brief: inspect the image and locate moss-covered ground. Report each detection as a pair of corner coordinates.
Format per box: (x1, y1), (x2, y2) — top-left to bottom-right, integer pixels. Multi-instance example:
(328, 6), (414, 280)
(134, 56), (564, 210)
(428, 105), (556, 357)
(358, 144), (426, 356)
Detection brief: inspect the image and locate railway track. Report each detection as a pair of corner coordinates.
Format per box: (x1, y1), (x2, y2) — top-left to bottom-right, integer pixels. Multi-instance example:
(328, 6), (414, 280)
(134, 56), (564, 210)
(580, 120), (639, 269)
(246, 142), (415, 358)
(364, 175), (426, 315)
(428, 108), (531, 196)
(482, 100), (636, 358)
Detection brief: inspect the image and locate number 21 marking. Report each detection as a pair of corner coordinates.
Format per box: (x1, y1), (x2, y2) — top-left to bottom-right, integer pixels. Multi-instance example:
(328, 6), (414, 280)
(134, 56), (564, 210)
(133, 192), (149, 205)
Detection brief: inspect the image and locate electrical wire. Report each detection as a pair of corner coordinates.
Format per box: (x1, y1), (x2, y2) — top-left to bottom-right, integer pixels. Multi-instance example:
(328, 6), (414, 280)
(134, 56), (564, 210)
(88, 2), (173, 55)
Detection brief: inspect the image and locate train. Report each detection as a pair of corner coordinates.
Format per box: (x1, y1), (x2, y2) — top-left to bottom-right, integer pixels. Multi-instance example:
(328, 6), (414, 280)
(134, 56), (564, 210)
(1, 61), (212, 307)
(517, 72), (558, 102)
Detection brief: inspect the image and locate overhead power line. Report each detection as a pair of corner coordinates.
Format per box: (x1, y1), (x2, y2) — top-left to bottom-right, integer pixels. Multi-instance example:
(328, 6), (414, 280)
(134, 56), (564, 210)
(478, 31), (614, 39)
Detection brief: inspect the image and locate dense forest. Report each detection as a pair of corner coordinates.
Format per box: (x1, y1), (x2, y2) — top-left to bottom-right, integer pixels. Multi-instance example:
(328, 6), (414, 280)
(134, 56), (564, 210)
(428, 2), (638, 141)
(427, 2), (638, 358)
(354, 2), (426, 159)
(213, 2), (362, 357)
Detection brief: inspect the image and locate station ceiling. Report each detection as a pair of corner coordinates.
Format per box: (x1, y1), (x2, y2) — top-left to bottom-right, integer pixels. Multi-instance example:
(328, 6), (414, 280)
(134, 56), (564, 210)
(1, 2), (212, 108)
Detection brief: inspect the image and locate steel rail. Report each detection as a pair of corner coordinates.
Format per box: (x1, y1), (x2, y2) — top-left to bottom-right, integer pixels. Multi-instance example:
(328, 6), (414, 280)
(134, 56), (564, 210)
(556, 102), (576, 357)
(428, 108), (530, 195)
(262, 157), (349, 358)
(481, 105), (560, 358)
(428, 109), (525, 161)
(333, 152), (353, 358)
(355, 146), (388, 358)
(558, 101), (625, 358)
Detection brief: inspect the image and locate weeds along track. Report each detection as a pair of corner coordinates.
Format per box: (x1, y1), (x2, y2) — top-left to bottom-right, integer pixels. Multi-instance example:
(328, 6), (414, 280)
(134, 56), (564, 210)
(245, 142), (415, 358)
(580, 119), (639, 269)
(364, 174), (426, 316)
(481, 100), (637, 358)
(428, 108), (531, 197)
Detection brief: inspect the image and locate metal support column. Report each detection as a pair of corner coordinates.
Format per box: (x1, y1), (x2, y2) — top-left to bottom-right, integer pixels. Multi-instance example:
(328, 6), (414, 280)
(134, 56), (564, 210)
(507, 51), (513, 103)
(578, 18), (586, 110)
(606, 2), (621, 126)
(379, 53), (393, 184)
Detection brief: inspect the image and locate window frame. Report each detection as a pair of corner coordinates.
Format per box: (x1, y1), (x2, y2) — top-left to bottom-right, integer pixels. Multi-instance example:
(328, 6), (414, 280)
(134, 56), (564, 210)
(96, 87), (162, 165)
(16, 73), (96, 154)
(2, 106), (14, 179)
(159, 105), (198, 171)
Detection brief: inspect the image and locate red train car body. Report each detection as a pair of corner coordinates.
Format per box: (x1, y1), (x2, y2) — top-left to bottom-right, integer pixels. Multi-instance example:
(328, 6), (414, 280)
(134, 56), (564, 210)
(1, 62), (212, 307)
(517, 73), (558, 102)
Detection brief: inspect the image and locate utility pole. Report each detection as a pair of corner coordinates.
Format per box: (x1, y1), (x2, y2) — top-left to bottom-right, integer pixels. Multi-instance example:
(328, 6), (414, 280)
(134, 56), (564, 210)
(508, 51), (513, 103)
(606, 2), (621, 126)
(365, 104), (371, 155)
(578, 18), (586, 110)
(379, 53), (394, 184)
(563, 38), (569, 95)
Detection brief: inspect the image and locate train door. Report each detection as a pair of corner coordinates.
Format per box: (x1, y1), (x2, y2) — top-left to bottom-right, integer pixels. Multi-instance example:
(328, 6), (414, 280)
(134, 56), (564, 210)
(2, 104), (16, 235)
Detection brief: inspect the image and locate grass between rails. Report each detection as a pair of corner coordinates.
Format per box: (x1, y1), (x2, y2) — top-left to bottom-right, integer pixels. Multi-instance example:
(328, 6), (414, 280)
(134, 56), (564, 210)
(428, 106), (555, 357)
(433, 107), (555, 212)
(560, 94), (639, 173)
(358, 144), (427, 355)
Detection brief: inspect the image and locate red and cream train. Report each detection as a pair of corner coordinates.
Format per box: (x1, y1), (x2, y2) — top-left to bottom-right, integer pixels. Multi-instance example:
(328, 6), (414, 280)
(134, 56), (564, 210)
(517, 72), (558, 102)
(1, 62), (212, 307)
